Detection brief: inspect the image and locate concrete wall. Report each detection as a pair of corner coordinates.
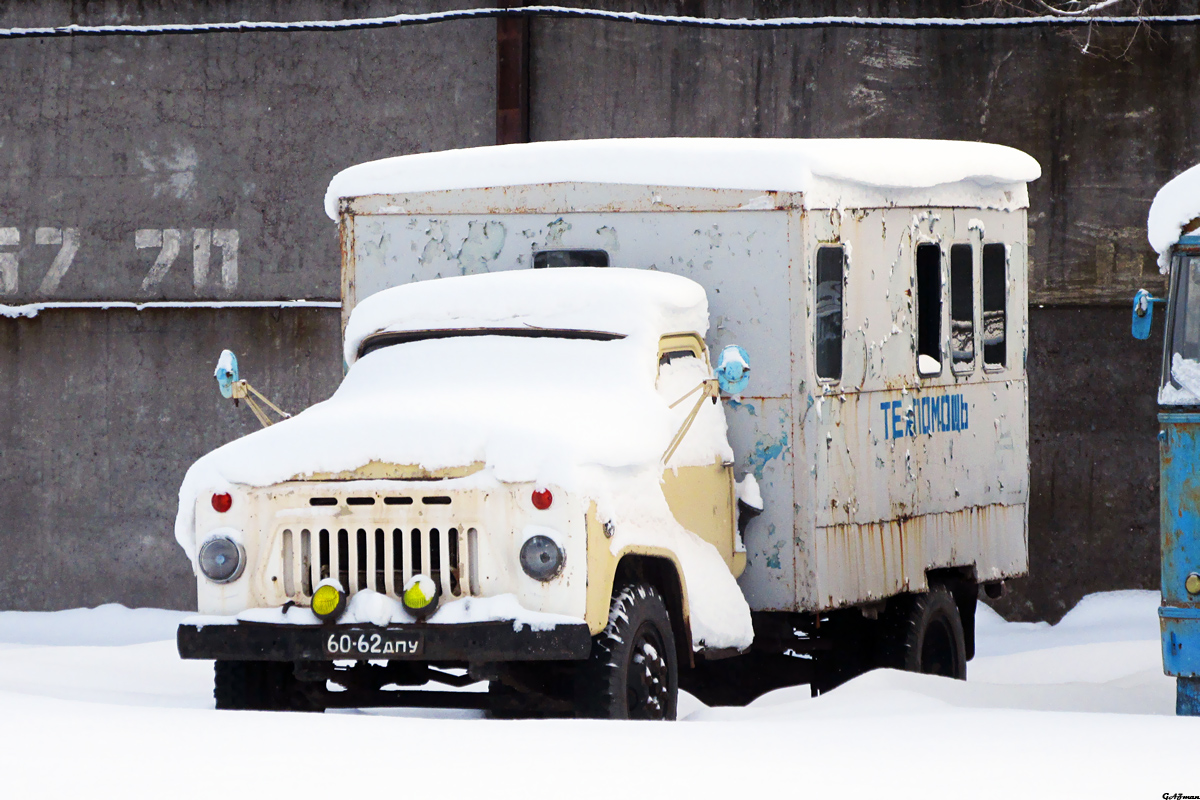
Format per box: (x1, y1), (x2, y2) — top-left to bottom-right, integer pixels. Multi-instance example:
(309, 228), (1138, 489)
(0, 0), (1191, 619)
(0, 1), (491, 610)
(0, 307), (342, 610)
(0, 0), (494, 303)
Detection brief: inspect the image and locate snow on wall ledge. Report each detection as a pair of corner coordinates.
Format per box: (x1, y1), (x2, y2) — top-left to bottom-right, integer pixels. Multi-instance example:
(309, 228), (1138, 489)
(1148, 162), (1200, 272)
(324, 138), (1041, 219)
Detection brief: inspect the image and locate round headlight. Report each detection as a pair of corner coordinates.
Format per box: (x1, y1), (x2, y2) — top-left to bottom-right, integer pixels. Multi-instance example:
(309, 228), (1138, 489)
(520, 535), (564, 581)
(312, 582), (346, 621)
(198, 536), (244, 583)
(402, 574), (439, 618)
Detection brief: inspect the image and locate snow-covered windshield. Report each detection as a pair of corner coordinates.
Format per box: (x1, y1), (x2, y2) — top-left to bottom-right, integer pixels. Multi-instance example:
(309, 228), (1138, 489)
(1162, 252), (1200, 404)
(345, 334), (641, 398)
(357, 328), (625, 360)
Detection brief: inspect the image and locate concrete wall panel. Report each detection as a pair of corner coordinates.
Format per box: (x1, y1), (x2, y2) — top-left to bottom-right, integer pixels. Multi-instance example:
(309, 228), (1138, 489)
(0, 1), (494, 302)
(0, 307), (343, 610)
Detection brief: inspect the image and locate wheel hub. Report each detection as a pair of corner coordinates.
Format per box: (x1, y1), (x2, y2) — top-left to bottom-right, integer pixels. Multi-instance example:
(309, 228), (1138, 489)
(626, 622), (671, 720)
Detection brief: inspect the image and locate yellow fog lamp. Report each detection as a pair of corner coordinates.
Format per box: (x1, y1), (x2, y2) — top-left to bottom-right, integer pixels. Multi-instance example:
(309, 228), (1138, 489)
(1186, 573), (1200, 596)
(312, 581), (346, 622)
(402, 574), (439, 619)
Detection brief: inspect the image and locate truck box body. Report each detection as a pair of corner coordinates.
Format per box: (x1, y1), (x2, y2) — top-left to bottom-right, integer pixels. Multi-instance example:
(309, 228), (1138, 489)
(331, 139), (1033, 615)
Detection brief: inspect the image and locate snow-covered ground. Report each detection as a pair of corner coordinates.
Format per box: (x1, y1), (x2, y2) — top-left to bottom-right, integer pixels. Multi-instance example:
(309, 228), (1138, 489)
(0, 591), (1193, 798)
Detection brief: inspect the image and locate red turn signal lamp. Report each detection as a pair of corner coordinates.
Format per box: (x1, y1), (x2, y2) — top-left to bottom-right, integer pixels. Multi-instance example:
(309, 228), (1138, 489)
(211, 492), (233, 513)
(531, 489), (553, 510)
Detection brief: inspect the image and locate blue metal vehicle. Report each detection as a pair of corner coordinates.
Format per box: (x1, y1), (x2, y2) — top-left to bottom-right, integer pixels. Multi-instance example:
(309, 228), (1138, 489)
(1137, 232), (1200, 716)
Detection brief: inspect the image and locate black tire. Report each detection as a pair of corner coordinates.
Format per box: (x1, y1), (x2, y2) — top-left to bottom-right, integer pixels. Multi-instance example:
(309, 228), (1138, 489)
(577, 583), (678, 720)
(879, 587), (967, 679)
(214, 660), (325, 712)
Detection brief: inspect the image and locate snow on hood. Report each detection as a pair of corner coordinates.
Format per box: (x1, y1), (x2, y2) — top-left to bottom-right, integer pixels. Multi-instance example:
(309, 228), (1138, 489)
(183, 334), (679, 492)
(344, 267), (707, 366)
(176, 270), (730, 552)
(1148, 162), (1200, 272)
(324, 137), (1041, 219)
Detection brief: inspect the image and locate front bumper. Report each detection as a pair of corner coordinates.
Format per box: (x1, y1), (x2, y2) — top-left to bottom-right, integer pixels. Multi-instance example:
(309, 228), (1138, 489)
(178, 620), (593, 663)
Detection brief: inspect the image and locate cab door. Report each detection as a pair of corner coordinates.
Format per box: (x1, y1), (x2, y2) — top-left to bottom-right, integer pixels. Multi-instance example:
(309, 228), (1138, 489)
(655, 333), (743, 576)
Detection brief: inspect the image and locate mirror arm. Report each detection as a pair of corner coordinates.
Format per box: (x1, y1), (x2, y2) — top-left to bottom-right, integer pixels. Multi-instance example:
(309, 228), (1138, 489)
(663, 379), (719, 465)
(230, 379), (291, 428)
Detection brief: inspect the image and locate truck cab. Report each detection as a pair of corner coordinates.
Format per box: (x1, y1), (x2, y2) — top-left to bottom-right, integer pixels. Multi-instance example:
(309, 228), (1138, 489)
(1146, 228), (1200, 716)
(177, 267), (751, 719)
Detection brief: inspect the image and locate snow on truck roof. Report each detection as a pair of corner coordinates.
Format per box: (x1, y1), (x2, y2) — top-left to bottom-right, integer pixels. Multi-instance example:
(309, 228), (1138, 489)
(1148, 162), (1200, 271)
(342, 268), (708, 367)
(324, 138), (1041, 219)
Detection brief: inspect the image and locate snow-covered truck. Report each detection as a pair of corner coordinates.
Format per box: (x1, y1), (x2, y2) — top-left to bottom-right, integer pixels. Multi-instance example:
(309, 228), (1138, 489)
(1139, 163), (1200, 716)
(176, 138), (1040, 717)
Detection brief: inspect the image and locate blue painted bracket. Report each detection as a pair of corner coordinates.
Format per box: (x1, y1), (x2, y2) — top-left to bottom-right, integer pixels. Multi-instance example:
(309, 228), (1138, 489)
(1160, 606), (1200, 679)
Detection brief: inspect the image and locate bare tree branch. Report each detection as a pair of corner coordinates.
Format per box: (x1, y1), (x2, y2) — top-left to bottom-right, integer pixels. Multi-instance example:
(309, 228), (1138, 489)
(1032, 0), (1125, 15)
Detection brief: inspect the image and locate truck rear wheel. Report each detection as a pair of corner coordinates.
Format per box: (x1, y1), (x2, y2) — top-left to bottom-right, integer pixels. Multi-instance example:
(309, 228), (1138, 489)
(214, 660), (325, 712)
(880, 586), (967, 679)
(577, 583), (678, 720)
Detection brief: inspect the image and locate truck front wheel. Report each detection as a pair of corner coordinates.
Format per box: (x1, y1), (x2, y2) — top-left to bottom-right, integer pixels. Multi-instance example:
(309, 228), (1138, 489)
(577, 583), (679, 720)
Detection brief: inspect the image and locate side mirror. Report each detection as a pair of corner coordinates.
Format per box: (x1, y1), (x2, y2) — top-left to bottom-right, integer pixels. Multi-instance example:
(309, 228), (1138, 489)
(215, 349), (239, 399)
(212, 349), (290, 427)
(1132, 289), (1163, 340)
(715, 344), (751, 395)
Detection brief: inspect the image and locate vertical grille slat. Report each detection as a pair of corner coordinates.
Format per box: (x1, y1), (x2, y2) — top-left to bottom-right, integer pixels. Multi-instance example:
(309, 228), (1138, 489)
(337, 529), (350, 592)
(448, 527), (461, 597)
(392, 528), (404, 593)
(467, 527), (479, 596)
(319, 529), (331, 582)
(356, 528), (369, 592)
(301, 529), (313, 596)
(429, 527), (442, 591)
(374, 528), (386, 593)
(282, 529), (295, 597)
(410, 528), (423, 576)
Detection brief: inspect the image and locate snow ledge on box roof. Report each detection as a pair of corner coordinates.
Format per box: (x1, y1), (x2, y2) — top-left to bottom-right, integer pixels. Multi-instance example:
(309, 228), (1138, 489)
(323, 138), (1041, 220)
(1148, 162), (1200, 273)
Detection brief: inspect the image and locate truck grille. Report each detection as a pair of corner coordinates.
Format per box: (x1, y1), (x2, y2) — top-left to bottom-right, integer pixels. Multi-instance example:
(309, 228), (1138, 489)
(279, 525), (474, 604)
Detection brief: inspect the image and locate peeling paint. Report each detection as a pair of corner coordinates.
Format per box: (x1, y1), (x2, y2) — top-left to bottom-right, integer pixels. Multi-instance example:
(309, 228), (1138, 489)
(765, 524), (782, 569)
(748, 433), (789, 480)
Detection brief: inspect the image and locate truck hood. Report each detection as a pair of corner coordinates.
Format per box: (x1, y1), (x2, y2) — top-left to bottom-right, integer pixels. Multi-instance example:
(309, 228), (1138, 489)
(178, 333), (731, 522)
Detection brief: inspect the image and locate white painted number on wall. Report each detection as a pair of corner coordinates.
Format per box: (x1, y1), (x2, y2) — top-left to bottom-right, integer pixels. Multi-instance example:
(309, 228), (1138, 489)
(0, 227), (81, 295)
(0, 226), (240, 295)
(138, 227), (239, 292)
(36, 228), (81, 295)
(0, 228), (18, 295)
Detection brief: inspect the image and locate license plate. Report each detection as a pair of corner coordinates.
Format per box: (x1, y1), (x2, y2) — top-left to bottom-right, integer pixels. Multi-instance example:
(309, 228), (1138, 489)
(323, 630), (424, 658)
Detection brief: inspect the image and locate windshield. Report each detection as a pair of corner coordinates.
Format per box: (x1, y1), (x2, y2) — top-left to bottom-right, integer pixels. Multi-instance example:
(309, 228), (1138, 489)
(1162, 252), (1200, 404)
(357, 327), (626, 360)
